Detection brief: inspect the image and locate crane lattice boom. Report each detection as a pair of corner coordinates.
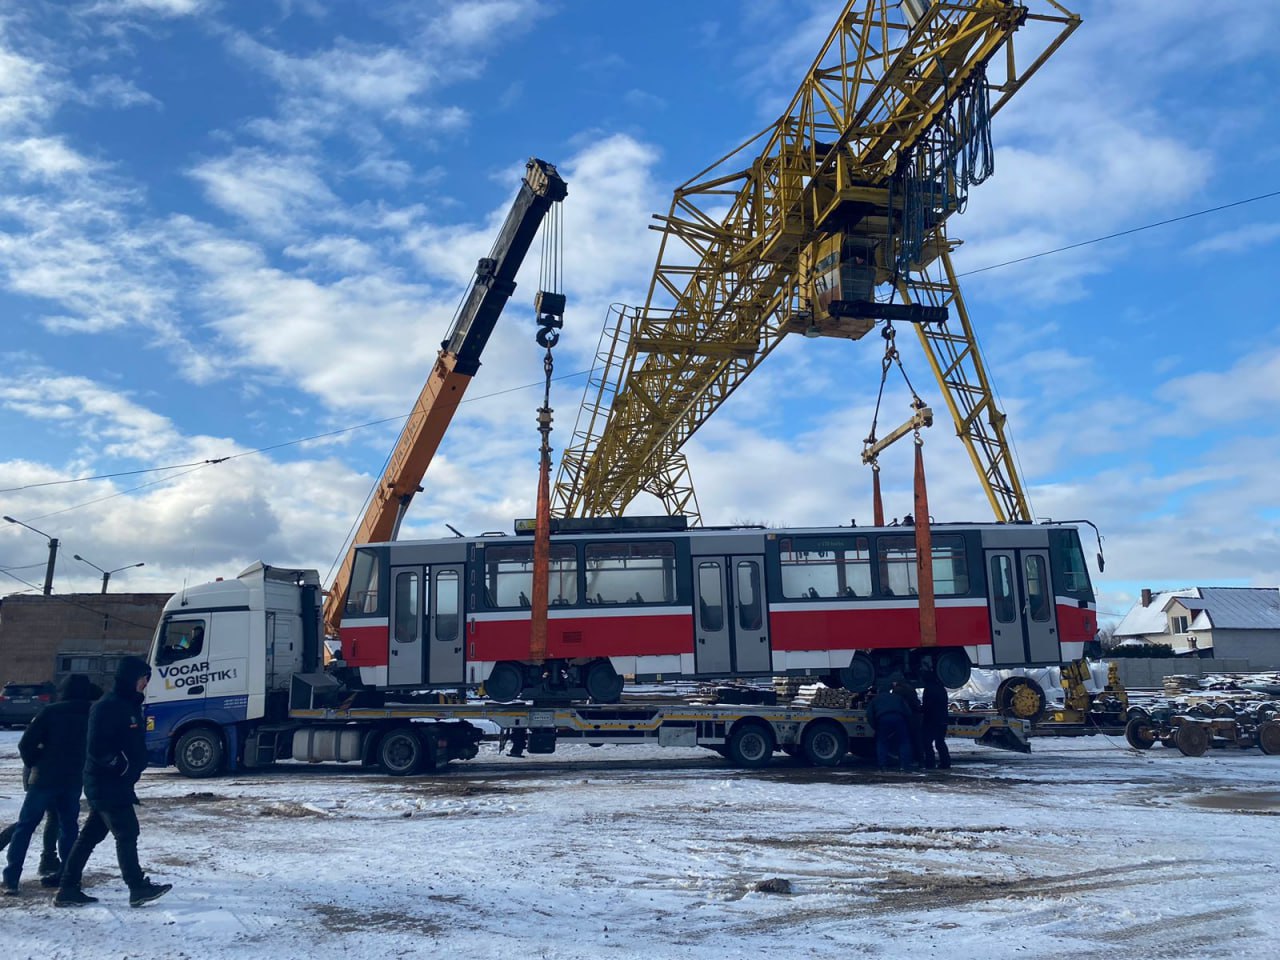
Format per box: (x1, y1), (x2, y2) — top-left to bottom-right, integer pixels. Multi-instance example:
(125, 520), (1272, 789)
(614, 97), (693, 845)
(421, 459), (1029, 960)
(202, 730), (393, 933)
(554, 0), (1079, 524)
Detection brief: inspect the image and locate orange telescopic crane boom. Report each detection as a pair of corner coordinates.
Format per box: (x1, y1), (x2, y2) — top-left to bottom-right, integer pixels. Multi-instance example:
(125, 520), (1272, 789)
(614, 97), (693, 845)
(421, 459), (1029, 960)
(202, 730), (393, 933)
(322, 158), (567, 640)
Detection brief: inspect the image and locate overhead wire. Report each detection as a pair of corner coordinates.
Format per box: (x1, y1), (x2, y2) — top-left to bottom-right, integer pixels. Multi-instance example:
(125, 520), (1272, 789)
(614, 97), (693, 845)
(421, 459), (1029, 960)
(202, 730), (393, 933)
(957, 189), (1280, 278)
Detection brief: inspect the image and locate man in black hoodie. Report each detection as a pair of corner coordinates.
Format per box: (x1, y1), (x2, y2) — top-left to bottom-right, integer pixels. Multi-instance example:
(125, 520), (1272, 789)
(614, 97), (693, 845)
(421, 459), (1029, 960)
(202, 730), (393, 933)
(2, 674), (96, 895)
(55, 657), (171, 908)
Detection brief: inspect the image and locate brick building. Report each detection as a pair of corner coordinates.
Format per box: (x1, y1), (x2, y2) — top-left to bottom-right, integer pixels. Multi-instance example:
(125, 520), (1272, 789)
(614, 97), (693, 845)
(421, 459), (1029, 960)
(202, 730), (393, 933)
(0, 592), (169, 688)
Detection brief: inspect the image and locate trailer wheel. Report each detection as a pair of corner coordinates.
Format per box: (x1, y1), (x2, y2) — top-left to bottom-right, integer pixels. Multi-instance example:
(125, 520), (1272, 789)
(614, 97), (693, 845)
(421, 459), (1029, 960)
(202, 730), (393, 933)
(378, 728), (425, 775)
(1174, 722), (1210, 757)
(1258, 720), (1280, 756)
(174, 727), (226, 778)
(801, 720), (848, 767)
(584, 660), (624, 703)
(1124, 717), (1157, 751)
(725, 722), (774, 768)
(484, 663), (524, 702)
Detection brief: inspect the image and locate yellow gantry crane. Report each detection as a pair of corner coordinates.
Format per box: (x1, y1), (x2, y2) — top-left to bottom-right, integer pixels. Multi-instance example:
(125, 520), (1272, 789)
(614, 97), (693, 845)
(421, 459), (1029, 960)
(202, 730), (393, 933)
(554, 0), (1079, 525)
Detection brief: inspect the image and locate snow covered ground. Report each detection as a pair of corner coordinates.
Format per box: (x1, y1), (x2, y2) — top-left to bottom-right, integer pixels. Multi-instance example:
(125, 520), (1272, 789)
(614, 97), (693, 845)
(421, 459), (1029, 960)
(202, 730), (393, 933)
(1, 729), (1277, 959)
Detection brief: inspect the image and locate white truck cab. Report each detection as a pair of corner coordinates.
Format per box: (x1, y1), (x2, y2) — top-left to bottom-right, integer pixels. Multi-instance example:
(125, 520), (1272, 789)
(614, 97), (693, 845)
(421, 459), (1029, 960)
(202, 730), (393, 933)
(144, 564), (322, 773)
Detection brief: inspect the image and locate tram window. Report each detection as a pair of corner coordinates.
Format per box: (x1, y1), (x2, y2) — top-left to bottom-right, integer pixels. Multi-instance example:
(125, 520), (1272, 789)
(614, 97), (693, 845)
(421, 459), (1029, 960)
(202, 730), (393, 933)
(877, 535), (969, 596)
(584, 541), (676, 604)
(1049, 529), (1093, 597)
(931, 536), (970, 595)
(434, 570), (459, 642)
(990, 556), (1015, 623)
(346, 550), (382, 615)
(483, 544), (578, 609)
(697, 562), (724, 631)
(393, 572), (419, 644)
(1024, 555), (1050, 622)
(877, 537), (918, 597)
(779, 536), (871, 598)
(736, 561), (763, 630)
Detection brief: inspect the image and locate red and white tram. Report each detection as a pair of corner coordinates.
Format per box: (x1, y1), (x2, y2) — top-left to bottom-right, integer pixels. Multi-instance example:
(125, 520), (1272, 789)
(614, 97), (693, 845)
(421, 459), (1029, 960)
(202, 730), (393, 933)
(336, 517), (1097, 702)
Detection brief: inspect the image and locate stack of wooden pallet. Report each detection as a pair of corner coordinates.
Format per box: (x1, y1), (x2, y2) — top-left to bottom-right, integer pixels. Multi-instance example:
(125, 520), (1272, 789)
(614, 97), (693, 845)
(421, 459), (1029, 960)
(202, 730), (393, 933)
(791, 683), (854, 710)
(1164, 675), (1203, 696)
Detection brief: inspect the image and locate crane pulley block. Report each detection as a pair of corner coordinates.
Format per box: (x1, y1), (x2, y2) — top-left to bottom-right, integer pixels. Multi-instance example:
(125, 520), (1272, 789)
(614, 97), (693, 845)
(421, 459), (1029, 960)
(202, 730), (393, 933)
(535, 290), (566, 318)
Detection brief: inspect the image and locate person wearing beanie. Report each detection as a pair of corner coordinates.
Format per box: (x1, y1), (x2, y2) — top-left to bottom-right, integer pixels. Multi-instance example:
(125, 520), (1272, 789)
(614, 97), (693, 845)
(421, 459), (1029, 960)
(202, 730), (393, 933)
(55, 657), (171, 908)
(2, 674), (97, 895)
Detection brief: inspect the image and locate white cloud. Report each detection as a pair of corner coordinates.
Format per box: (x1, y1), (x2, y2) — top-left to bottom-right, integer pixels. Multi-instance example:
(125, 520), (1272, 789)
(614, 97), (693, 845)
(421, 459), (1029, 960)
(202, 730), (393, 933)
(1191, 221), (1280, 255)
(188, 148), (342, 237)
(84, 74), (161, 110)
(86, 0), (213, 17)
(426, 1), (544, 50)
(1, 135), (95, 181)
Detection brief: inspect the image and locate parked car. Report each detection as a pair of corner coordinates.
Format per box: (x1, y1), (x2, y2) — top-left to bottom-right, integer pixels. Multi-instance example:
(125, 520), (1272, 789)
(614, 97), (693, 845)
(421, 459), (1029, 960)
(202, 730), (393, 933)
(0, 681), (57, 728)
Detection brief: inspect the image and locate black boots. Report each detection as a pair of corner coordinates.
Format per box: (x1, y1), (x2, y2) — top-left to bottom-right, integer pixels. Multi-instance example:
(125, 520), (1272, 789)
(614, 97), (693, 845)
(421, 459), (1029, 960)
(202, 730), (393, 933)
(53, 887), (100, 907)
(128, 879), (172, 907)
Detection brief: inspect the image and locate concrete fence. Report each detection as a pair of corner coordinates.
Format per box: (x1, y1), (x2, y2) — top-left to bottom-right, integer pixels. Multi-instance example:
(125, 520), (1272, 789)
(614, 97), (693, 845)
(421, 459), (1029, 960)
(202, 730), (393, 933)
(1111, 658), (1255, 690)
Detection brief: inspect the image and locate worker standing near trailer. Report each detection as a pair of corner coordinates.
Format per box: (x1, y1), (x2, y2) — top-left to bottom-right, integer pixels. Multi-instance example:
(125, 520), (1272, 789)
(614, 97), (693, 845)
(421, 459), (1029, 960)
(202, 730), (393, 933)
(867, 682), (915, 772)
(921, 674), (952, 769)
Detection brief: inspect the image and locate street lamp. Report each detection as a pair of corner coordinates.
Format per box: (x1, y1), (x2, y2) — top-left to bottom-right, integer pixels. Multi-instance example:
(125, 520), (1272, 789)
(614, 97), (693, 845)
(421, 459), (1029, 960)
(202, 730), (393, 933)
(2, 516), (59, 596)
(73, 555), (146, 594)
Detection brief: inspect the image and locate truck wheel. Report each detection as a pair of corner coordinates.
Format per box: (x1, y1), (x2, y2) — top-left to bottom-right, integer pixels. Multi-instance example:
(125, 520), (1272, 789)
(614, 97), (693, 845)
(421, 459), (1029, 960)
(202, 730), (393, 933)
(726, 722), (774, 768)
(801, 720), (848, 767)
(174, 727), (226, 778)
(484, 663), (523, 702)
(378, 728), (425, 775)
(584, 660), (624, 703)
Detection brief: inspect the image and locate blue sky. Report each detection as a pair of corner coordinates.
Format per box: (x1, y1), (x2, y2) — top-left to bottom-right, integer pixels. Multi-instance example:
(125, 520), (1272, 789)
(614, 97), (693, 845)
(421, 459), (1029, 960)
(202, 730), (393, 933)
(1, 0), (1278, 625)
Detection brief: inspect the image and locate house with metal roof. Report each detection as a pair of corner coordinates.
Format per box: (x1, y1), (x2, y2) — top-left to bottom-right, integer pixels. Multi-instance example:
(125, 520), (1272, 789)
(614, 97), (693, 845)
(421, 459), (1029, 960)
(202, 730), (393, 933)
(1114, 586), (1280, 668)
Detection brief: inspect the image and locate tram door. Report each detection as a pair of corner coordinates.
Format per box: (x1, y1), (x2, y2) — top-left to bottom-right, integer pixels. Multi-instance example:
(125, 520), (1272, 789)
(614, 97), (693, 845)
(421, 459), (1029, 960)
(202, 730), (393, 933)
(427, 565), (465, 685)
(693, 555), (771, 675)
(390, 564), (465, 686)
(985, 548), (1060, 665)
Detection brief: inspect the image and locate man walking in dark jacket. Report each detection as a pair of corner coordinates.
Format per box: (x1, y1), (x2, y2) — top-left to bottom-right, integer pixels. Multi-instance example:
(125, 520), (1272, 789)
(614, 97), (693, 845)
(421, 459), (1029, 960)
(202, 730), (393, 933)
(2, 674), (96, 895)
(55, 657), (171, 908)
(921, 675), (952, 769)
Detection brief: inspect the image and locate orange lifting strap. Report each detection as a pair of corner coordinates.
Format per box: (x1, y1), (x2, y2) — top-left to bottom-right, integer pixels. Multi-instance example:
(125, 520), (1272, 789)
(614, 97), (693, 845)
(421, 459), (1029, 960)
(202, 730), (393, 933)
(913, 440), (937, 648)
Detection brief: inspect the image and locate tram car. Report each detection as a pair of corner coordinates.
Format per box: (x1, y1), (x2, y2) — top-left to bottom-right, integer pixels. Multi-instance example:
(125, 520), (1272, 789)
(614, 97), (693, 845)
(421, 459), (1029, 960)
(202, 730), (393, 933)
(336, 516), (1097, 702)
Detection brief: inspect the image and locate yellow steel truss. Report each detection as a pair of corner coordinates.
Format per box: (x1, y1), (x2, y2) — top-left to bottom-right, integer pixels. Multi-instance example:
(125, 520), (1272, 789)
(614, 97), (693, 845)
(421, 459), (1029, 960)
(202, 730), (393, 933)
(553, 0), (1079, 523)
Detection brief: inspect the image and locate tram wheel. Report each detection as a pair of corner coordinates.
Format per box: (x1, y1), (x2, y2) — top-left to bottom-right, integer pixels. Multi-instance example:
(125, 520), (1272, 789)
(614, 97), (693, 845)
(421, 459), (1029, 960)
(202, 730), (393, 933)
(934, 650), (972, 689)
(1124, 716), (1157, 751)
(584, 660), (624, 703)
(1257, 720), (1280, 756)
(484, 662), (524, 702)
(995, 677), (1047, 725)
(1174, 721), (1210, 757)
(839, 653), (876, 693)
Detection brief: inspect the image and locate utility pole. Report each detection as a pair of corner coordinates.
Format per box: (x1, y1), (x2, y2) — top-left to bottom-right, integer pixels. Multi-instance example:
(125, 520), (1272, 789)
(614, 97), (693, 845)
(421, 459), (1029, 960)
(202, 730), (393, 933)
(3, 516), (59, 595)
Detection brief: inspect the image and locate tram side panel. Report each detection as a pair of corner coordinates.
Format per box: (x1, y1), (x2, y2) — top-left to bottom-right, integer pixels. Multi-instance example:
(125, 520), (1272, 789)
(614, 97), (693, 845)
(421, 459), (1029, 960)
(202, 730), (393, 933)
(336, 522), (1098, 697)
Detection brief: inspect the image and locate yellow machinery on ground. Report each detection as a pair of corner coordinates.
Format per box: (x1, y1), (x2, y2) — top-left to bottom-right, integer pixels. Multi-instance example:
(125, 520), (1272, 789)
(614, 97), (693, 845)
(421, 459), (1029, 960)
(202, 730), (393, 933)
(993, 659), (1131, 733)
(554, 0), (1081, 525)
